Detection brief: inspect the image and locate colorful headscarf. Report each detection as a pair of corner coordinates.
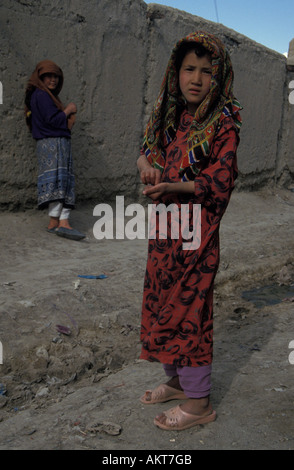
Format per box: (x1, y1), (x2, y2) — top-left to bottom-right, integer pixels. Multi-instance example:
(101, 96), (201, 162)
(25, 60), (75, 130)
(142, 31), (242, 181)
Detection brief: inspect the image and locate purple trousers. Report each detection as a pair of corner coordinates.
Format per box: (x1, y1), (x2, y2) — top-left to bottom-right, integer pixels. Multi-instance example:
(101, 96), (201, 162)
(163, 364), (212, 398)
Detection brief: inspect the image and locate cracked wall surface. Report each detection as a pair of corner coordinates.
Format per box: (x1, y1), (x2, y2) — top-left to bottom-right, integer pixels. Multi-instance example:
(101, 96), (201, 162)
(0, 0), (293, 210)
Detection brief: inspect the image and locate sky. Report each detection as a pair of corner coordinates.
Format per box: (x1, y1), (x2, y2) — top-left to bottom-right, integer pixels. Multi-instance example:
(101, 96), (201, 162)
(144, 0), (294, 55)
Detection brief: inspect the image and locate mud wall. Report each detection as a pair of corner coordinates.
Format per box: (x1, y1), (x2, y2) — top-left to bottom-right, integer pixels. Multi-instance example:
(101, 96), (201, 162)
(0, 0), (293, 209)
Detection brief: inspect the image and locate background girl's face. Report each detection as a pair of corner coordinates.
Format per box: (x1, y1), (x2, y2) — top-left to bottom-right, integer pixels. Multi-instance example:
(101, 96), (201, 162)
(41, 73), (59, 91)
(179, 50), (212, 114)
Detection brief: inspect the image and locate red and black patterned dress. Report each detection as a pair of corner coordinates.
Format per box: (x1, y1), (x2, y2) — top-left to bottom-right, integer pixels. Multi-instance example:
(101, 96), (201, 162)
(140, 109), (239, 368)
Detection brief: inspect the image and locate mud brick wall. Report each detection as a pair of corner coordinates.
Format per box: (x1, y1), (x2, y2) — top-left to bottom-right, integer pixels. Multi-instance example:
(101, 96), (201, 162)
(0, 0), (293, 209)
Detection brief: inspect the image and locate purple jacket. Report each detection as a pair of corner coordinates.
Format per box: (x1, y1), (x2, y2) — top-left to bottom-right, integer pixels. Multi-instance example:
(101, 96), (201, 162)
(30, 88), (71, 139)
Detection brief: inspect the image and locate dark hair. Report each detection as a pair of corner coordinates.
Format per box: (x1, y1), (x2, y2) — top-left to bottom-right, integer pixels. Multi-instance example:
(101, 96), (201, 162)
(24, 87), (35, 130)
(175, 42), (212, 72)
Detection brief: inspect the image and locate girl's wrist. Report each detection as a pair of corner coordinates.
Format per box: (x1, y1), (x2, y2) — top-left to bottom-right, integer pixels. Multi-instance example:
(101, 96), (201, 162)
(138, 155), (152, 172)
(168, 181), (195, 194)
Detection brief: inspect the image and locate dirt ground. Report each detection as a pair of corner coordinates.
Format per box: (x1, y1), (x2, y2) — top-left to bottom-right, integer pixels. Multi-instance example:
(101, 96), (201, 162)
(0, 187), (293, 451)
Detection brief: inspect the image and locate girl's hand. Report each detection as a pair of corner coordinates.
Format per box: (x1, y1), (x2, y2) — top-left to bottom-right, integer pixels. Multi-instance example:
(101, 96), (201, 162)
(140, 167), (161, 186)
(143, 181), (195, 201)
(137, 155), (161, 186)
(143, 182), (170, 201)
(64, 102), (77, 116)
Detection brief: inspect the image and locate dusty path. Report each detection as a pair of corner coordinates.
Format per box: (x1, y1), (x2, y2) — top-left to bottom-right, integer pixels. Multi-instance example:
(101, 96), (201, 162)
(0, 188), (293, 450)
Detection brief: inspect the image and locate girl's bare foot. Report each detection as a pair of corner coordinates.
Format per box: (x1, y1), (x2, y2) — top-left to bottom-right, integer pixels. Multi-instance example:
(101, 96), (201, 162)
(47, 216), (59, 230)
(155, 396), (212, 427)
(58, 219), (73, 230)
(166, 376), (182, 391)
(180, 396), (211, 415)
(165, 378), (211, 414)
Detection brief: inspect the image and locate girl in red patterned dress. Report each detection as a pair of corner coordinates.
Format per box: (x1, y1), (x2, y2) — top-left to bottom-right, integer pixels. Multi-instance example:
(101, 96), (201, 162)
(137, 32), (242, 431)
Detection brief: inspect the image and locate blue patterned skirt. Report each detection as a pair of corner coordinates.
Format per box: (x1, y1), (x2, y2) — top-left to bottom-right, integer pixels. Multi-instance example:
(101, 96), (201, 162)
(36, 137), (75, 209)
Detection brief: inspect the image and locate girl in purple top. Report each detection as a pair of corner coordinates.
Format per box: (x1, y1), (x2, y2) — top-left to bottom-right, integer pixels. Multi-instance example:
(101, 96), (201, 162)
(25, 60), (85, 240)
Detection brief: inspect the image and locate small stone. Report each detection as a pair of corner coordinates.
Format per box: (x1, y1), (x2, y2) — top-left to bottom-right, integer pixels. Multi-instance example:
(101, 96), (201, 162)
(35, 387), (50, 398)
(18, 300), (35, 308)
(36, 346), (49, 360)
(86, 421), (121, 436)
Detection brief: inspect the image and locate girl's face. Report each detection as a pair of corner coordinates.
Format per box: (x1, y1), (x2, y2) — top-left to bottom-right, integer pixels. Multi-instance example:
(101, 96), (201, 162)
(41, 73), (59, 91)
(179, 50), (212, 114)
